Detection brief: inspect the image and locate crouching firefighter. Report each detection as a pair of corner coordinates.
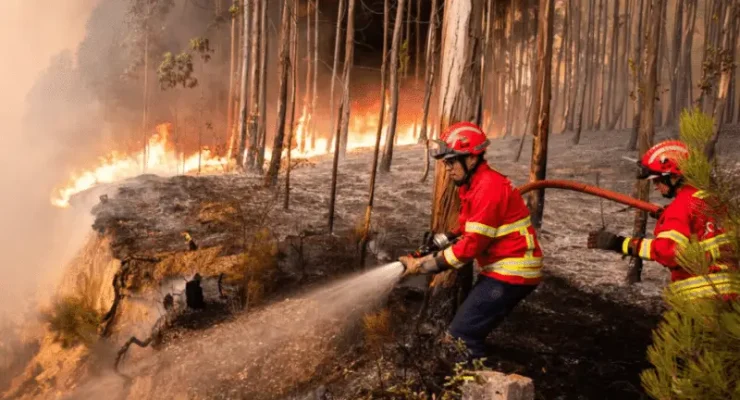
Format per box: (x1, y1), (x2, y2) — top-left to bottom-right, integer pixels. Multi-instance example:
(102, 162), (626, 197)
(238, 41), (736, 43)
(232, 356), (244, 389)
(399, 122), (544, 362)
(587, 140), (739, 301)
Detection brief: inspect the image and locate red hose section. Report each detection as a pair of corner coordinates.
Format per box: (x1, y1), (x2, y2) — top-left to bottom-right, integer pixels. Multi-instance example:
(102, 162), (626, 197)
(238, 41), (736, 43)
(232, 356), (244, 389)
(516, 179), (662, 215)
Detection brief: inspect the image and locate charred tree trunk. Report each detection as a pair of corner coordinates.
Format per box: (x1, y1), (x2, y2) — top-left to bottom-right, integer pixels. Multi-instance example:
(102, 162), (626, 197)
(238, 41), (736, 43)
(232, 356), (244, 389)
(360, 0), (391, 264)
(311, 0), (320, 149)
(607, 0), (628, 130)
(419, 0), (440, 182)
(246, 0), (261, 170)
(338, 0), (357, 156)
(626, 0), (645, 151)
(328, 0), (356, 229)
(227, 10), (237, 151)
(675, 0), (697, 118)
(565, 0), (581, 132)
(328, 0), (345, 153)
(527, 0), (555, 229)
(415, 0), (422, 83)
(237, 0), (251, 169)
(594, 0), (608, 129)
(705, 1), (738, 161)
(256, 0), (268, 172)
(379, 0), (406, 173)
(285, 0), (299, 209)
(572, 0), (594, 145)
(424, 0), (484, 332)
(264, 0), (292, 187)
(302, 0), (313, 153)
(604, 0), (620, 128)
(665, 0), (685, 125)
(626, 0), (662, 284)
(504, 0), (517, 138)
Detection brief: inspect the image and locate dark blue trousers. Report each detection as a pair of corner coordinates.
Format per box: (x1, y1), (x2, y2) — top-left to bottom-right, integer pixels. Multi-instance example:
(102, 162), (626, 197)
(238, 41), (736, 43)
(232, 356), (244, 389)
(448, 275), (537, 361)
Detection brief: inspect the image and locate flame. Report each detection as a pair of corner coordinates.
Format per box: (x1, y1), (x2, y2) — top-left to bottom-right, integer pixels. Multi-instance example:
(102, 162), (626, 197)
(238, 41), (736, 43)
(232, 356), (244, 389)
(51, 109), (419, 208)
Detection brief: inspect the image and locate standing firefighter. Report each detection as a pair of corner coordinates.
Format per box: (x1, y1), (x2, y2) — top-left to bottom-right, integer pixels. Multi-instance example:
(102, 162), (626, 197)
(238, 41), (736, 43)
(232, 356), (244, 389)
(399, 122), (544, 362)
(588, 140), (739, 300)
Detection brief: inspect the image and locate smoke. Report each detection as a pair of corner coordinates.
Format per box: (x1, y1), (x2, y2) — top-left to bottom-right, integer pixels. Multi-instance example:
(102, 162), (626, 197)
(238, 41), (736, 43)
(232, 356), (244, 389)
(0, 0), (101, 321)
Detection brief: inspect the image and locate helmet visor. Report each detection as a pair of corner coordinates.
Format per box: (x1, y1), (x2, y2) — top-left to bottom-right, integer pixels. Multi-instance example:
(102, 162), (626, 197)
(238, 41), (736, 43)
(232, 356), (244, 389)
(637, 163), (663, 180)
(430, 139), (464, 160)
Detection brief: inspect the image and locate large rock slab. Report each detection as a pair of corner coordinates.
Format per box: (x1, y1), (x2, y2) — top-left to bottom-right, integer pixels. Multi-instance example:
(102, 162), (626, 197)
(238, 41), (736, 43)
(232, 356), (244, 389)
(462, 371), (535, 400)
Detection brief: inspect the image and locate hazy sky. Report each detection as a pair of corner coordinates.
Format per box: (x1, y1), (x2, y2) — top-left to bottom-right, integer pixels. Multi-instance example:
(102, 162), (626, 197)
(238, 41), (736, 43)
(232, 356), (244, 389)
(0, 0), (99, 318)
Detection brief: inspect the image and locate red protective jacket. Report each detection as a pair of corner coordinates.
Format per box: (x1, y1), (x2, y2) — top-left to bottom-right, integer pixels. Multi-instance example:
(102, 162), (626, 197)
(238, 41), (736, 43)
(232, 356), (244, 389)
(438, 163), (543, 285)
(623, 185), (738, 299)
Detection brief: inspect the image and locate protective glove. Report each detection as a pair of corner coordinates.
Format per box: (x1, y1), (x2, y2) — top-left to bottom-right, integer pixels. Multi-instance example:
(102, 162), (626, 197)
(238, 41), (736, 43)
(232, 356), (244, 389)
(587, 229), (623, 252)
(399, 253), (441, 277)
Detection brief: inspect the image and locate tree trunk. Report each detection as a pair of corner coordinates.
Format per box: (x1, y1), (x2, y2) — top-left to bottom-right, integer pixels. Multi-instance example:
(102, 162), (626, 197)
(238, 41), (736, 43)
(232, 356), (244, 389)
(504, 0), (517, 138)
(676, 0), (697, 117)
(594, 0), (609, 129)
(237, 0), (251, 168)
(552, 11), (566, 129)
(379, 0), (406, 173)
(424, 0), (484, 331)
(302, 0), (312, 153)
(311, 0), (319, 150)
(227, 11), (236, 151)
(604, 0), (620, 128)
(415, 0), (421, 83)
(626, 0), (662, 284)
(264, 0), (292, 187)
(360, 0), (391, 263)
(419, 0), (440, 183)
(142, 30), (149, 173)
(246, 0), (261, 170)
(338, 0), (356, 156)
(285, 0), (299, 209)
(527, 0), (555, 229)
(256, 0), (268, 172)
(705, 1), (738, 161)
(572, 0), (593, 145)
(328, 0), (345, 153)
(565, 0), (581, 132)
(328, 0), (356, 230)
(627, 0), (645, 150)
(665, 0), (685, 125)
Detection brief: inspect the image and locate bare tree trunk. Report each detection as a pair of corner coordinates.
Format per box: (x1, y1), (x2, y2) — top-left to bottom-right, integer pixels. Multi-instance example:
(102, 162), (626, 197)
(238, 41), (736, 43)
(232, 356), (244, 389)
(627, 0), (662, 284)
(415, 0), (421, 83)
(264, 0), (292, 187)
(425, 0), (484, 334)
(504, 0), (517, 138)
(237, 0), (251, 168)
(227, 10), (236, 150)
(528, 0), (555, 229)
(552, 12), (565, 129)
(256, 0), (268, 172)
(311, 0), (319, 150)
(302, 0), (312, 153)
(607, 0), (628, 130)
(565, 0), (581, 132)
(246, 0), (261, 170)
(419, 0), (440, 182)
(627, 0), (645, 150)
(328, 0), (345, 153)
(338, 0), (356, 156)
(665, 0), (685, 125)
(142, 30), (149, 173)
(676, 0), (697, 117)
(705, 1), (738, 161)
(328, 0), (356, 230)
(379, 0), (406, 173)
(594, 0), (609, 129)
(604, 0), (620, 128)
(359, 0), (390, 265)
(285, 0), (299, 209)
(572, 0), (593, 145)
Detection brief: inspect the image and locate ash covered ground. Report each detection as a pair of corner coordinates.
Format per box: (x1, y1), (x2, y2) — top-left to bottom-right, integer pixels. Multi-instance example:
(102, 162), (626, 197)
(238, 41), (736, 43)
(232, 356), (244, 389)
(40, 127), (740, 399)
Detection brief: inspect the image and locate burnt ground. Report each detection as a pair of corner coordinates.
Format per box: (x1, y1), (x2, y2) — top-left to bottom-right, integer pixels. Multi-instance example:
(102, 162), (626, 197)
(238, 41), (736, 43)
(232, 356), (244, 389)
(46, 126), (740, 399)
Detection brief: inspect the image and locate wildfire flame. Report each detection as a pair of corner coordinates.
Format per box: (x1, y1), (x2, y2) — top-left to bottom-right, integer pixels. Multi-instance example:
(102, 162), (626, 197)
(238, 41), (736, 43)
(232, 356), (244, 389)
(51, 110), (419, 208)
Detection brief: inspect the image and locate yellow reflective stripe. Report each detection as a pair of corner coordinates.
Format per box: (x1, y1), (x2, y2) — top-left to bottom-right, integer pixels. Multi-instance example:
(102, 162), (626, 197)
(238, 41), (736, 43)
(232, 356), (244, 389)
(482, 257), (543, 279)
(692, 190), (710, 199)
(622, 237), (631, 255)
(494, 216), (532, 238)
(657, 230), (690, 248)
(521, 227), (536, 258)
(639, 239), (653, 260)
(443, 247), (465, 269)
(465, 221), (498, 238)
(667, 273), (740, 299)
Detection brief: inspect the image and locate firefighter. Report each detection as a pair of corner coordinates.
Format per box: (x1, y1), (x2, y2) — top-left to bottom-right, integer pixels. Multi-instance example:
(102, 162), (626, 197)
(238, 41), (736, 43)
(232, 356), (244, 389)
(399, 121), (544, 362)
(587, 140), (739, 300)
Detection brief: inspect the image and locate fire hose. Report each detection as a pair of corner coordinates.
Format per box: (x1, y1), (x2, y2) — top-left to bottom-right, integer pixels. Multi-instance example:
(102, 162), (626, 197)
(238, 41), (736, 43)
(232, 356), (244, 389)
(406, 179), (663, 261)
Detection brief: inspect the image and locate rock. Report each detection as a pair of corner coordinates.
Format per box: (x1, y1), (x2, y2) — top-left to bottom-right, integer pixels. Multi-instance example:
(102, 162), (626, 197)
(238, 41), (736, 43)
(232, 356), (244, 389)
(461, 371), (534, 400)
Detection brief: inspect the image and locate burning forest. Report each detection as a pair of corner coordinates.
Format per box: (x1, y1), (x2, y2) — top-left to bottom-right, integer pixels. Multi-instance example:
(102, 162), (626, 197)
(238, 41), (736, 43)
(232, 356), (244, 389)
(2, 0), (740, 399)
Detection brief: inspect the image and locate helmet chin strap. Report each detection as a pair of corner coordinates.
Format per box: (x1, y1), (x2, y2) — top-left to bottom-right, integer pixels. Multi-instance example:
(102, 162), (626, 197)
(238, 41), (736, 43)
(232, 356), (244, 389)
(658, 175), (683, 199)
(452, 155), (483, 187)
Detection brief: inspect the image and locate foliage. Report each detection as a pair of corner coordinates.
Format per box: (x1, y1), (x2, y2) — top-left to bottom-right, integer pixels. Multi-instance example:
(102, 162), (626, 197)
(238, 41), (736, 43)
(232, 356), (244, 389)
(43, 296), (101, 349)
(640, 109), (740, 400)
(229, 1), (241, 17)
(238, 227), (278, 308)
(157, 37), (214, 90)
(400, 40), (410, 77)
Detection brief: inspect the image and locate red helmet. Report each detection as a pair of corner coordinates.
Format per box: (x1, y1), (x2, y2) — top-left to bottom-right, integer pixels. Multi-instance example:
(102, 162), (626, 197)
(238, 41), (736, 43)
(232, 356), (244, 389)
(638, 140), (689, 179)
(431, 122), (490, 160)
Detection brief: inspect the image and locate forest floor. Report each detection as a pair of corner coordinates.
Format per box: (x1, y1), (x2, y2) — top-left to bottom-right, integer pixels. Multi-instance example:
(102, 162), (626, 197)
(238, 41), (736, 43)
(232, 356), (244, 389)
(32, 126), (740, 400)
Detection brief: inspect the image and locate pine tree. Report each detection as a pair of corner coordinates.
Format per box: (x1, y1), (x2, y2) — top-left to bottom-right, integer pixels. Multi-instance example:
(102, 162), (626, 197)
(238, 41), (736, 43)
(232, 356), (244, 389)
(640, 109), (740, 400)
